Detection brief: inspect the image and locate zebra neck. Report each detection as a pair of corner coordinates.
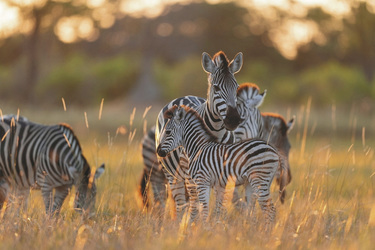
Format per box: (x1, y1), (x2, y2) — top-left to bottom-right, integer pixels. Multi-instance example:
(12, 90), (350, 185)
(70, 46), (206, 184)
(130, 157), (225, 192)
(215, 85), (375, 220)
(181, 116), (214, 159)
(200, 102), (226, 137)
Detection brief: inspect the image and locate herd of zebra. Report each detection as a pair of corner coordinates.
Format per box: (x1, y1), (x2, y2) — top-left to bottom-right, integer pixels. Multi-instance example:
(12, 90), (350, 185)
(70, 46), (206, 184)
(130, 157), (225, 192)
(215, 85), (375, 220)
(0, 51), (294, 229)
(139, 51), (295, 228)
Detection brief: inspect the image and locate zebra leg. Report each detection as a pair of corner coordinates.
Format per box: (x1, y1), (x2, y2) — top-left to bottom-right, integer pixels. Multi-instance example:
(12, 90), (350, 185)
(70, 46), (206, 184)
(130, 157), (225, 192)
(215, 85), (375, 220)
(150, 167), (168, 210)
(41, 185), (54, 215)
(0, 178), (9, 209)
(14, 188), (30, 214)
(52, 185), (70, 215)
(214, 185), (226, 222)
(161, 168), (188, 221)
(139, 169), (150, 209)
(245, 183), (257, 216)
(185, 177), (199, 224)
(249, 180), (276, 232)
(197, 183), (211, 223)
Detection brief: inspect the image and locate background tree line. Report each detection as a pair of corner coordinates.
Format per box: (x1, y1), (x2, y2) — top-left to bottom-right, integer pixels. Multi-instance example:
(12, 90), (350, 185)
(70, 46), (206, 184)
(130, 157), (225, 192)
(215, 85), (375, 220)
(0, 0), (374, 111)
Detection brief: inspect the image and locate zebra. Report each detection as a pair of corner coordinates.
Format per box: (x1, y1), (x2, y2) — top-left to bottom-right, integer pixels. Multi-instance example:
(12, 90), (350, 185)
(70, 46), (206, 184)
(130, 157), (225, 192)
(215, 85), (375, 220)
(139, 82), (295, 211)
(233, 83), (295, 205)
(150, 51), (243, 220)
(156, 105), (279, 229)
(260, 112), (294, 203)
(0, 115), (105, 215)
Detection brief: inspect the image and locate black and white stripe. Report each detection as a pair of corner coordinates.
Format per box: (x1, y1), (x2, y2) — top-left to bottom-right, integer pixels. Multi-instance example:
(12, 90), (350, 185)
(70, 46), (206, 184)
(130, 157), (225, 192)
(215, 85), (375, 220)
(234, 83), (295, 204)
(150, 51), (243, 220)
(156, 105), (279, 228)
(0, 115), (105, 215)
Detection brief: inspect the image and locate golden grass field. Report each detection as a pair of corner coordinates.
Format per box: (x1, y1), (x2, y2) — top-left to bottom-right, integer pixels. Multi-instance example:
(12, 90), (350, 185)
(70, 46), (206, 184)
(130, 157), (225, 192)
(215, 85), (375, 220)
(0, 99), (374, 249)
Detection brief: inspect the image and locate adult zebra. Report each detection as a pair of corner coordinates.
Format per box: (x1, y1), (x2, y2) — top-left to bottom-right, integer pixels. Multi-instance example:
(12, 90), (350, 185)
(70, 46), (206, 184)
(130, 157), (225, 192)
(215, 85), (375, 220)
(233, 83), (295, 205)
(0, 115), (105, 215)
(148, 51), (243, 220)
(156, 105), (279, 229)
(139, 82), (295, 209)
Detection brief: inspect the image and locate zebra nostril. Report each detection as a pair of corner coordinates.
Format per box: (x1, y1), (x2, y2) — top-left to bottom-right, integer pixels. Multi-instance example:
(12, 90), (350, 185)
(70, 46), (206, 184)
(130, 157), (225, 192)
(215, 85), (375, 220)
(156, 145), (166, 157)
(223, 106), (241, 131)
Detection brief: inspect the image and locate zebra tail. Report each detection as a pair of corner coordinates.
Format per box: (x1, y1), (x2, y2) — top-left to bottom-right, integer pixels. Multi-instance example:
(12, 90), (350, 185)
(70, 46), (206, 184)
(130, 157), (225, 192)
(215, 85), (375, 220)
(138, 169), (150, 209)
(278, 156), (291, 204)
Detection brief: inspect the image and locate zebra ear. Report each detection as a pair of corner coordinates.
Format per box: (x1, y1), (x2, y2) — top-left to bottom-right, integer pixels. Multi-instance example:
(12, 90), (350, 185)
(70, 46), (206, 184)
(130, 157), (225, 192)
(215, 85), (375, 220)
(201, 52), (215, 73)
(229, 52), (243, 74)
(94, 164), (105, 179)
(255, 89), (267, 108)
(164, 105), (178, 120)
(287, 116), (295, 134)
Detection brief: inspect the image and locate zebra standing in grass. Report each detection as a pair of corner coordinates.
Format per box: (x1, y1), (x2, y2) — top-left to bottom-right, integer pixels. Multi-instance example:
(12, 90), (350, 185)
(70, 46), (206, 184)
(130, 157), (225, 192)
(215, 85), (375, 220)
(139, 82), (295, 210)
(149, 51), (243, 220)
(156, 105), (279, 229)
(0, 115), (105, 215)
(140, 96), (205, 209)
(233, 83), (295, 204)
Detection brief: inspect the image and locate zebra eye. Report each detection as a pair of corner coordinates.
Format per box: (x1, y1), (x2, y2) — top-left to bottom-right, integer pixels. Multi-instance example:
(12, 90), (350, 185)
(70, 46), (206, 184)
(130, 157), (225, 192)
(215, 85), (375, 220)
(213, 85), (220, 92)
(165, 130), (171, 135)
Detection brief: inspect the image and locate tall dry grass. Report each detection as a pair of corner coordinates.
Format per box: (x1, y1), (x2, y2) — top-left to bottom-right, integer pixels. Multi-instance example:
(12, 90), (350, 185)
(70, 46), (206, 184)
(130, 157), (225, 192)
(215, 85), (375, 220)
(0, 100), (374, 249)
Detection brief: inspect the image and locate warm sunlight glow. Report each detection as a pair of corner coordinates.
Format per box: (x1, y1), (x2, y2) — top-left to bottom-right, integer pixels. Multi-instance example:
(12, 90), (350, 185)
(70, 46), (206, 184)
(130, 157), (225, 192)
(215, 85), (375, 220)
(0, 2), (20, 38)
(269, 20), (323, 60)
(55, 16), (98, 43)
(120, 0), (165, 18)
(87, 0), (105, 8)
(10, 0), (47, 8)
(251, 0), (350, 16)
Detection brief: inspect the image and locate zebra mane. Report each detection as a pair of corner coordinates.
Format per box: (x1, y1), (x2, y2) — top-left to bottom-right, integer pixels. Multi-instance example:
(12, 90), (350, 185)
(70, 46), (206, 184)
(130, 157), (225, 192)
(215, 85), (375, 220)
(163, 105), (217, 143)
(59, 123), (85, 159)
(237, 82), (265, 109)
(164, 105), (178, 120)
(238, 82), (260, 95)
(59, 123), (92, 178)
(212, 51), (230, 70)
(180, 105), (217, 143)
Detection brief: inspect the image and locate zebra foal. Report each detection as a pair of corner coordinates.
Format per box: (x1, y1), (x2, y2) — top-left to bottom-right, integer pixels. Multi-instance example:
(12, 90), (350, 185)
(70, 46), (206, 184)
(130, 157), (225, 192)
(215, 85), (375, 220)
(0, 115), (105, 215)
(156, 105), (279, 228)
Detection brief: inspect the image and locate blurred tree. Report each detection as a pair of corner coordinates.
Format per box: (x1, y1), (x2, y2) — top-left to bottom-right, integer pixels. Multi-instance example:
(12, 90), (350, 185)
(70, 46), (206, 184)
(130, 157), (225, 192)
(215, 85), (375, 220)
(1, 0), (374, 107)
(294, 2), (375, 82)
(4, 0), (120, 102)
(342, 2), (375, 82)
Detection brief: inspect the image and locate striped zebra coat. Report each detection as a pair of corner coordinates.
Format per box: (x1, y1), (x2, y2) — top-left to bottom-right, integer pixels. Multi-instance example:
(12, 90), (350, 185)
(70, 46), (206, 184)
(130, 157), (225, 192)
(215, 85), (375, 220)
(157, 105), (279, 227)
(0, 115), (105, 215)
(150, 51), (243, 220)
(138, 83), (294, 210)
(234, 83), (295, 205)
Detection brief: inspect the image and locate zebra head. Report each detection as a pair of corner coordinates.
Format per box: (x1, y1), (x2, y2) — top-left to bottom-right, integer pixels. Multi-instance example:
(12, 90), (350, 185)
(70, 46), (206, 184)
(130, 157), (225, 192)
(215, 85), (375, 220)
(262, 113), (295, 203)
(237, 83), (267, 136)
(202, 51), (243, 131)
(156, 105), (183, 158)
(73, 162), (105, 214)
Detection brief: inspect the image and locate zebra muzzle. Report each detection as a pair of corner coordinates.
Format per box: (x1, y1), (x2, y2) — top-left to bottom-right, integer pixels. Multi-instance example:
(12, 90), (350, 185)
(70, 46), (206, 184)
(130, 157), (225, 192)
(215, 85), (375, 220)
(223, 106), (241, 131)
(156, 145), (167, 157)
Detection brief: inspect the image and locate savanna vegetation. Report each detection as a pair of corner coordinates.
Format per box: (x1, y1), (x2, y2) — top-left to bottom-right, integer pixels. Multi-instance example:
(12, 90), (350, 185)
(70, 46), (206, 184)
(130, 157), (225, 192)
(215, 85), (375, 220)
(0, 99), (374, 249)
